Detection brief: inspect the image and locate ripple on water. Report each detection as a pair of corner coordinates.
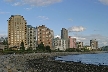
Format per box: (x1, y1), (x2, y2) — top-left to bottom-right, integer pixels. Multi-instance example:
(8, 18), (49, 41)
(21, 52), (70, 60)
(55, 53), (108, 65)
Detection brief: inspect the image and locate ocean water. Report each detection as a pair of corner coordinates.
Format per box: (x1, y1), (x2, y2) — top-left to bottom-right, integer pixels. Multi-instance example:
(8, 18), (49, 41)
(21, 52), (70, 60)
(55, 53), (108, 65)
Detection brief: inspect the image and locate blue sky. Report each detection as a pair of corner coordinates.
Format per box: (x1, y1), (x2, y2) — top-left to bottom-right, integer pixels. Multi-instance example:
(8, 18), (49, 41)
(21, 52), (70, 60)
(0, 0), (108, 47)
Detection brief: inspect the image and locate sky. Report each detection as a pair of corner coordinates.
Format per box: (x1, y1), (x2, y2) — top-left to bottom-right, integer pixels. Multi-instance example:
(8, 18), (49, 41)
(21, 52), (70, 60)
(0, 0), (108, 47)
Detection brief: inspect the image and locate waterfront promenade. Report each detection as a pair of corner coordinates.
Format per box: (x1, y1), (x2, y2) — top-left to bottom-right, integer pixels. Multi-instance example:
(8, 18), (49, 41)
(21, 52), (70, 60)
(0, 51), (107, 72)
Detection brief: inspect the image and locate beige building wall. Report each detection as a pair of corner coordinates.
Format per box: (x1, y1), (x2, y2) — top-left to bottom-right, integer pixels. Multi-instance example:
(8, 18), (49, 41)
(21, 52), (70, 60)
(8, 15), (28, 49)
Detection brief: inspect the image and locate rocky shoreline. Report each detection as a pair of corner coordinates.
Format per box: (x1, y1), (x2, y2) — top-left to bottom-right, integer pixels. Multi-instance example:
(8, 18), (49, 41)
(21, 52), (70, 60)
(0, 51), (107, 72)
(26, 57), (108, 72)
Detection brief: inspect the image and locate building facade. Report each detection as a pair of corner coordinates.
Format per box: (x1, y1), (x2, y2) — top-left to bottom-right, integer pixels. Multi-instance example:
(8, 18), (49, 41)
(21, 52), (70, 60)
(90, 39), (98, 50)
(27, 25), (36, 50)
(61, 28), (68, 48)
(0, 43), (7, 51)
(36, 25), (53, 49)
(53, 36), (66, 51)
(86, 46), (92, 50)
(68, 36), (76, 48)
(76, 42), (83, 48)
(8, 15), (28, 49)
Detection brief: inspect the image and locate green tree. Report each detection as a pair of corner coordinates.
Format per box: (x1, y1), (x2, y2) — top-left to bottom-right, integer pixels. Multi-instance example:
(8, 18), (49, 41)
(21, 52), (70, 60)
(45, 45), (51, 52)
(2, 40), (6, 45)
(2, 39), (8, 50)
(27, 47), (32, 51)
(58, 48), (60, 51)
(20, 41), (25, 51)
(37, 42), (45, 51)
(65, 48), (76, 52)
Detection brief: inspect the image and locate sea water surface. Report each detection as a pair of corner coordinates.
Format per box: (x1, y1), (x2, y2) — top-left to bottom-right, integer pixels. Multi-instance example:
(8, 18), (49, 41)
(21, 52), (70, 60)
(55, 53), (108, 65)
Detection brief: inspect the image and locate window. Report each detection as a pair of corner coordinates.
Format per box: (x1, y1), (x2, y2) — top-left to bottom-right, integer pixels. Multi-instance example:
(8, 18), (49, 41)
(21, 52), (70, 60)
(17, 35), (19, 39)
(43, 32), (45, 34)
(49, 42), (50, 44)
(22, 36), (24, 39)
(11, 37), (13, 39)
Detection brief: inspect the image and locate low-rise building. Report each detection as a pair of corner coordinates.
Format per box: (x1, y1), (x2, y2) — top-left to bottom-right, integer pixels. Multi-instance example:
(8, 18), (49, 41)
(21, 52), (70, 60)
(0, 44), (7, 51)
(53, 35), (66, 51)
(84, 45), (92, 50)
(86, 46), (92, 50)
(76, 42), (83, 48)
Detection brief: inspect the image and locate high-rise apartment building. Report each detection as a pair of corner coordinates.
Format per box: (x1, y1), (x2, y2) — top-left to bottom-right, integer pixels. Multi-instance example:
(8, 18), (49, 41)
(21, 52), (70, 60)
(8, 15), (28, 49)
(68, 36), (76, 48)
(90, 39), (98, 49)
(36, 25), (54, 49)
(61, 28), (68, 48)
(27, 25), (36, 50)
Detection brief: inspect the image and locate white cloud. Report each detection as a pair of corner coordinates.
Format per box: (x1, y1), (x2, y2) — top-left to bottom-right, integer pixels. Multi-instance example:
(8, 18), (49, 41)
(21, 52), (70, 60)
(4, 0), (15, 2)
(24, 7), (32, 10)
(72, 36), (86, 40)
(4, 0), (62, 6)
(38, 16), (49, 21)
(0, 11), (10, 14)
(102, 42), (108, 45)
(68, 26), (86, 32)
(99, 0), (108, 5)
(71, 34), (108, 47)
(0, 34), (7, 38)
(68, 18), (73, 22)
(12, 2), (22, 6)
